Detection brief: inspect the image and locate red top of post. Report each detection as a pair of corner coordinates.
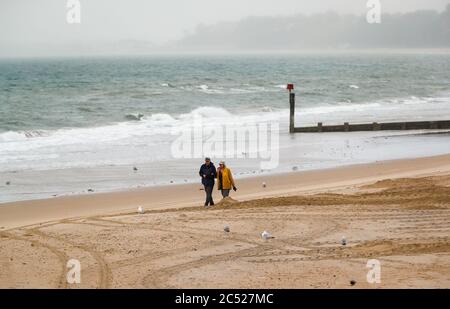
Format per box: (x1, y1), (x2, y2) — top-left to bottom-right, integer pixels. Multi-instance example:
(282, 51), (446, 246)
(287, 84), (294, 93)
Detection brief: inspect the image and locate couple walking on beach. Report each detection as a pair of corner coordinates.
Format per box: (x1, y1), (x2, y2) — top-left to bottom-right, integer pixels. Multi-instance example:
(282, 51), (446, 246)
(199, 157), (237, 207)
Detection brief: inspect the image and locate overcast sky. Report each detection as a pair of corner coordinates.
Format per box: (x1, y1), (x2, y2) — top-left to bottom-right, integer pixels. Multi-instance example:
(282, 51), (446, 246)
(0, 0), (449, 56)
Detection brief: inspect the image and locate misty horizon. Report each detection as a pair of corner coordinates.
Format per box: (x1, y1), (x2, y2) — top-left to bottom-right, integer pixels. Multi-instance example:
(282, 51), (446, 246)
(0, 1), (449, 57)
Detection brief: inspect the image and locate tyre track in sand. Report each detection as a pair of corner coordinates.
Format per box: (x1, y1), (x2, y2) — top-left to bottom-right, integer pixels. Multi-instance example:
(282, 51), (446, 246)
(0, 230), (69, 288)
(246, 236), (450, 264)
(142, 245), (273, 288)
(28, 228), (112, 289)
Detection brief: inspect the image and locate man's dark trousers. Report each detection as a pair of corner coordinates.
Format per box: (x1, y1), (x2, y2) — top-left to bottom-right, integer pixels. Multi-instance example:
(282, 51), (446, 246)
(204, 185), (214, 206)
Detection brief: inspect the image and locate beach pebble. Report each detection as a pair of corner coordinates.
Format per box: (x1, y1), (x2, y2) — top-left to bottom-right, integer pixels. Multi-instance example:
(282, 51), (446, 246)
(261, 231), (272, 240)
(341, 236), (347, 246)
(350, 280), (357, 286)
(133, 166), (138, 172)
(262, 182), (267, 188)
(137, 206), (145, 214)
(87, 189), (94, 193)
(224, 225), (230, 233)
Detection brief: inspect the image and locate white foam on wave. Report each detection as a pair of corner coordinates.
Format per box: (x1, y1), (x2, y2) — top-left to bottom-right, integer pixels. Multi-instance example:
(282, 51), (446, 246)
(1, 94), (449, 171)
(161, 83), (175, 88)
(0, 106), (282, 153)
(196, 84), (225, 94)
(229, 88), (254, 94)
(146, 113), (176, 123)
(2, 94), (449, 147)
(301, 102), (381, 115)
(274, 84), (287, 89)
(0, 105), (286, 172)
(0, 130), (50, 142)
(179, 106), (232, 119)
(297, 94), (450, 126)
(164, 83), (282, 95)
(261, 106), (274, 112)
(0, 131), (30, 142)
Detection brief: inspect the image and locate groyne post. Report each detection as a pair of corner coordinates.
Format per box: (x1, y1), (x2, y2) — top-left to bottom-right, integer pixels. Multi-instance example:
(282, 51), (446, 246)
(289, 92), (296, 134)
(344, 122), (350, 132)
(287, 84), (295, 134)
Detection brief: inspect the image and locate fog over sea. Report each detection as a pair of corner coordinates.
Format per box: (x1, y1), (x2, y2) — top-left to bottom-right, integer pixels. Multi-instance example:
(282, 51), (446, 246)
(1, 53), (450, 203)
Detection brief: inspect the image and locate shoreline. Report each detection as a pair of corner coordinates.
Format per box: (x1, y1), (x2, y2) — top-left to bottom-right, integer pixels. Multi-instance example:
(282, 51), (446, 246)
(2, 128), (450, 204)
(1, 153), (449, 288)
(1, 153), (450, 230)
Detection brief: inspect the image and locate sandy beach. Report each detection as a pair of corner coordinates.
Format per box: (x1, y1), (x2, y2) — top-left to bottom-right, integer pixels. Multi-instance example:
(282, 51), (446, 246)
(1, 154), (450, 288)
(2, 0), (450, 296)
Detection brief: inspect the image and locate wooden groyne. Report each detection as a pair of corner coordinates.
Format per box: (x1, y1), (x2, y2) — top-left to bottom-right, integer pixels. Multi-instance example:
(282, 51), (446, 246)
(293, 120), (450, 133)
(287, 86), (450, 133)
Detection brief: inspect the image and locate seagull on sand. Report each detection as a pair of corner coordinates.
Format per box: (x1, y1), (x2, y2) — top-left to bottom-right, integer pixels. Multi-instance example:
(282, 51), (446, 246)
(262, 231), (273, 240)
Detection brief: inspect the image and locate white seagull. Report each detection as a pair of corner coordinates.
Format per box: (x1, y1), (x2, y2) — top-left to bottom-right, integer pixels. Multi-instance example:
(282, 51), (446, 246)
(261, 231), (272, 240)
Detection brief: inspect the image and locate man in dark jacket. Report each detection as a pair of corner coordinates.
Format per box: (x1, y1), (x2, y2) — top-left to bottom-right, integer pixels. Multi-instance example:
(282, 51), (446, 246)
(199, 157), (217, 207)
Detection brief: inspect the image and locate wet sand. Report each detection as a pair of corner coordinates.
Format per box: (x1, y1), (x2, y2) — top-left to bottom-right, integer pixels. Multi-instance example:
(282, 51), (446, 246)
(0, 154), (450, 288)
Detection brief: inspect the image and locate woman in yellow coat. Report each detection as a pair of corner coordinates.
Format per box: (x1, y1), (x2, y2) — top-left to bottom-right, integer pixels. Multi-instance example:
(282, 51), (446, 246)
(217, 161), (237, 198)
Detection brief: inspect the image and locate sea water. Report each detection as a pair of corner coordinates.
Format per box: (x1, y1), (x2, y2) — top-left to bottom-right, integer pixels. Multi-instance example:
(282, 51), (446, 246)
(1, 53), (450, 202)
